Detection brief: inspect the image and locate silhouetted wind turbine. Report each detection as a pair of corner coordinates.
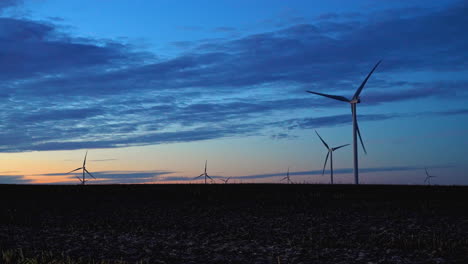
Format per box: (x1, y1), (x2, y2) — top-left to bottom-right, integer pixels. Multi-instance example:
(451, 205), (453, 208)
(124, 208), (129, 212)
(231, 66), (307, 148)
(424, 168), (436, 185)
(315, 130), (349, 184)
(219, 177), (231, 184)
(194, 160), (212, 184)
(281, 167), (292, 184)
(307, 61), (381, 184)
(66, 151), (96, 185)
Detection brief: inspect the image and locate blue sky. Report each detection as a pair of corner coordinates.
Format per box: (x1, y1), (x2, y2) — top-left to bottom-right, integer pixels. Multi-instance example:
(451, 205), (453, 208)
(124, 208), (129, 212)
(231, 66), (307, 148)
(0, 0), (467, 184)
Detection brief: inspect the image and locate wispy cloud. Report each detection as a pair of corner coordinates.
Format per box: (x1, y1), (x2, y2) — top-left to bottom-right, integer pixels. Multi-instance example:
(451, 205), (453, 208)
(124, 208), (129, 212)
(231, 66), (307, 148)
(0, 0), (22, 11)
(6, 165), (453, 184)
(90, 159), (118, 162)
(277, 108), (468, 131)
(0, 1), (466, 152)
(235, 166), (442, 180)
(0, 174), (32, 184)
(156, 165), (453, 182)
(212, 26), (237, 33)
(34, 170), (174, 184)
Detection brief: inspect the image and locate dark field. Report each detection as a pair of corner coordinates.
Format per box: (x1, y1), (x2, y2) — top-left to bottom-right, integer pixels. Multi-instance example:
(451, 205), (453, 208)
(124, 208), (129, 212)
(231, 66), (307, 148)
(1, 184), (468, 264)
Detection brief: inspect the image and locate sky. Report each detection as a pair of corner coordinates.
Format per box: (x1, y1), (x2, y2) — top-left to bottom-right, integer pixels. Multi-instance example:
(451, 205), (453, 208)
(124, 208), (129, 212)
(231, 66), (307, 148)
(0, 0), (467, 185)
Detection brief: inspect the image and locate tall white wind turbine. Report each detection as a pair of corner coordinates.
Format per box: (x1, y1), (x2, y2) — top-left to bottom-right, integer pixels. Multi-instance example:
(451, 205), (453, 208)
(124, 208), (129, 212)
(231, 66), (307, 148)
(307, 61), (381, 184)
(315, 130), (349, 184)
(66, 151), (96, 185)
(194, 160), (213, 184)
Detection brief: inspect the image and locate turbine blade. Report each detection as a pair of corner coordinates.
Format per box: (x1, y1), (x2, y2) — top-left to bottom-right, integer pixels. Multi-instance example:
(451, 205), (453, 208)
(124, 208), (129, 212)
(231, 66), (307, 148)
(356, 120), (367, 155)
(425, 168), (429, 177)
(194, 175), (203, 180)
(332, 144), (350, 151)
(67, 168), (82, 174)
(322, 152), (330, 176)
(84, 169), (96, 179)
(306, 91), (350, 102)
(281, 176), (288, 181)
(83, 150), (88, 167)
(205, 160), (207, 173)
(76, 176), (83, 182)
(315, 130), (329, 149)
(353, 60), (382, 100)
(206, 174), (213, 180)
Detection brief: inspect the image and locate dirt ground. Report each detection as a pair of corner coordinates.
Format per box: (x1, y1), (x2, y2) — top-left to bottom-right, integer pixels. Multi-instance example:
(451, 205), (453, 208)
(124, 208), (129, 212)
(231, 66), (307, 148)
(1, 184), (467, 263)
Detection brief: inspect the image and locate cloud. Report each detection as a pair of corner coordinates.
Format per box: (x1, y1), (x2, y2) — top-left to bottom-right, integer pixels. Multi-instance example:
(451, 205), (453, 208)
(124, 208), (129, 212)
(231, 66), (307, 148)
(213, 26), (237, 33)
(0, 174), (32, 184)
(433, 108), (468, 116)
(279, 113), (400, 130)
(0, 0), (22, 11)
(16, 108), (104, 123)
(226, 165), (452, 180)
(0, 1), (467, 152)
(28, 165), (454, 184)
(35, 170), (174, 184)
(270, 133), (298, 140)
(0, 18), (149, 82)
(276, 108), (468, 131)
(170, 41), (194, 49)
(156, 176), (196, 182)
(90, 159), (118, 162)
(150, 165), (453, 183)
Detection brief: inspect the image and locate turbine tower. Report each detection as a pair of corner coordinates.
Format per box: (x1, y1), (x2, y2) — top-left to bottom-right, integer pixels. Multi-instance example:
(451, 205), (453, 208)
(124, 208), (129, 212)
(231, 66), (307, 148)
(315, 130), (349, 184)
(281, 167), (292, 184)
(66, 151), (96, 185)
(307, 61), (381, 184)
(194, 160), (213, 184)
(424, 168), (436, 185)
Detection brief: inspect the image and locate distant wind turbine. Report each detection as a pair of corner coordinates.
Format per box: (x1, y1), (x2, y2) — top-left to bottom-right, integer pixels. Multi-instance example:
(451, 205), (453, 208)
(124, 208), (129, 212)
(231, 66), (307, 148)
(315, 130), (349, 184)
(194, 160), (213, 184)
(66, 151), (96, 185)
(281, 167), (292, 184)
(424, 168), (437, 185)
(218, 177), (231, 184)
(307, 60), (382, 184)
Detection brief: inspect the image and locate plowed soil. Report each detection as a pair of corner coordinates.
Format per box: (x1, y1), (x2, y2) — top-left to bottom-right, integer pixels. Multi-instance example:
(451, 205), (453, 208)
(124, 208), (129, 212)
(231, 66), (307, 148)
(1, 184), (467, 263)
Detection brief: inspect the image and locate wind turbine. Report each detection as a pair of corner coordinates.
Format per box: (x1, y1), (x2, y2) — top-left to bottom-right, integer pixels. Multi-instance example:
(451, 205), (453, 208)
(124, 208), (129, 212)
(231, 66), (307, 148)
(315, 130), (349, 184)
(281, 167), (292, 184)
(424, 167), (436, 185)
(194, 160), (213, 184)
(218, 177), (231, 184)
(306, 61), (381, 184)
(66, 151), (96, 185)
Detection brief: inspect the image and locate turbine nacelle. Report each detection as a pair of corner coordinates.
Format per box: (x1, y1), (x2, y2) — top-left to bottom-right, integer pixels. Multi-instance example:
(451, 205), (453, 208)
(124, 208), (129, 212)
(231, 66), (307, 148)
(350, 98), (360, 104)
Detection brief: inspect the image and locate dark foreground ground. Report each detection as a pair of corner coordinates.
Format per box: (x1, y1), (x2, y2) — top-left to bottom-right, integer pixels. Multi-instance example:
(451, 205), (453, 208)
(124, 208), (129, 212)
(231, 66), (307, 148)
(0, 184), (467, 264)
